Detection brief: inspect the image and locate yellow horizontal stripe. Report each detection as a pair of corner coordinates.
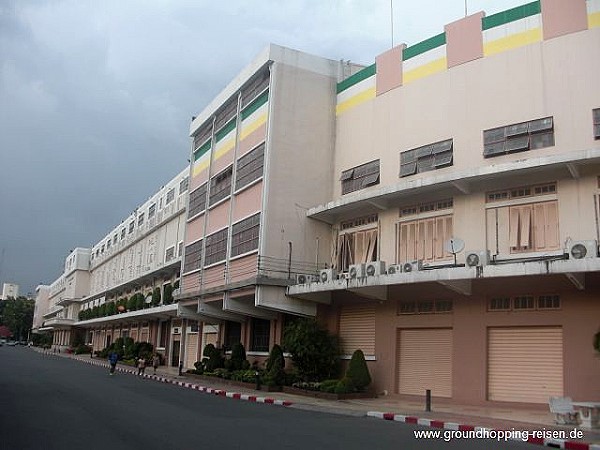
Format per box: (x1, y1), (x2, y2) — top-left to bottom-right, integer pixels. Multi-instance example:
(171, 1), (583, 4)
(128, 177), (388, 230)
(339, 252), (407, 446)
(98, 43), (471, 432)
(335, 86), (376, 116)
(483, 28), (541, 57)
(589, 12), (600, 28)
(403, 57), (447, 85)
(192, 158), (210, 177)
(240, 112), (267, 141)
(214, 136), (235, 161)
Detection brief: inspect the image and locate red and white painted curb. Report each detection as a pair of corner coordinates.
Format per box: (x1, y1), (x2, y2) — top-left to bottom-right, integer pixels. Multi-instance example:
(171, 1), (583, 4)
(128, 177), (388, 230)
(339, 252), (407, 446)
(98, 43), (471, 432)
(367, 411), (600, 450)
(72, 356), (293, 408)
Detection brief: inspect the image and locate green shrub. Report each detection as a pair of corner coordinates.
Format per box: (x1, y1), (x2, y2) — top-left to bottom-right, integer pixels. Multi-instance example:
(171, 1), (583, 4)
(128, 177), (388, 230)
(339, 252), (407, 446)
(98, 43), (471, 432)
(265, 344), (285, 387)
(193, 360), (204, 374)
(319, 379), (340, 393)
(203, 344), (224, 371)
(346, 349), (371, 391)
(74, 344), (92, 355)
(163, 284), (173, 305)
(230, 342), (247, 371)
(283, 318), (339, 381)
(152, 287), (161, 307)
(231, 369), (260, 383)
(334, 377), (356, 394)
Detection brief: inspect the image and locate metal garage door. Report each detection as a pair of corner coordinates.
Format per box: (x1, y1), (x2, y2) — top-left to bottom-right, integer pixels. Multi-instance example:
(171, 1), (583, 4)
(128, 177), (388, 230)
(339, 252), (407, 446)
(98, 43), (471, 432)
(185, 332), (199, 370)
(397, 328), (453, 397)
(339, 304), (376, 356)
(488, 327), (563, 403)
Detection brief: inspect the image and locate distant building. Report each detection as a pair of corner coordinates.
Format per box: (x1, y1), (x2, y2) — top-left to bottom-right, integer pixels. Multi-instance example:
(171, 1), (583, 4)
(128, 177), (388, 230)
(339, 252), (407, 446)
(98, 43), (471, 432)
(1, 283), (19, 300)
(32, 285), (50, 333)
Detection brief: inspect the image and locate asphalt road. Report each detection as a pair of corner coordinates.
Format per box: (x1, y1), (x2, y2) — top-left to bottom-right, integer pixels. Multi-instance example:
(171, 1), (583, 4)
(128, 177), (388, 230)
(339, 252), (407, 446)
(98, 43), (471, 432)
(0, 346), (532, 450)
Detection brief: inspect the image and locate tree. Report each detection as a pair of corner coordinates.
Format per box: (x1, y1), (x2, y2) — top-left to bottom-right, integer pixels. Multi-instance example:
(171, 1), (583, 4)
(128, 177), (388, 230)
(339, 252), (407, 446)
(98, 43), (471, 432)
(282, 318), (339, 381)
(151, 287), (161, 307)
(0, 297), (34, 341)
(345, 349), (371, 391)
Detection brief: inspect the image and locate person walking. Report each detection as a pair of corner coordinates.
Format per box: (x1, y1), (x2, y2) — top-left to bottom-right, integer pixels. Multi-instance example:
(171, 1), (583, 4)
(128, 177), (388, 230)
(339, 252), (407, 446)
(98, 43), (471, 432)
(137, 356), (146, 376)
(152, 354), (160, 374)
(108, 351), (118, 375)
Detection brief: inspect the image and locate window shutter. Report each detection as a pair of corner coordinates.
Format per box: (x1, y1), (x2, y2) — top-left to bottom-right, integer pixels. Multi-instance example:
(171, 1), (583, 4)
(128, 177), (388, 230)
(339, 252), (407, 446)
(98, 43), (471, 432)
(509, 206), (520, 248)
(424, 218), (435, 261)
(519, 206), (532, 248)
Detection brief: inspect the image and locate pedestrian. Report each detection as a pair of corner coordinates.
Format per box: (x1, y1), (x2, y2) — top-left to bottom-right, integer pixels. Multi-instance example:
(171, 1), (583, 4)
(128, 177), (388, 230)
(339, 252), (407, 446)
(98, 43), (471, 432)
(108, 351), (118, 375)
(152, 353), (160, 374)
(137, 356), (146, 376)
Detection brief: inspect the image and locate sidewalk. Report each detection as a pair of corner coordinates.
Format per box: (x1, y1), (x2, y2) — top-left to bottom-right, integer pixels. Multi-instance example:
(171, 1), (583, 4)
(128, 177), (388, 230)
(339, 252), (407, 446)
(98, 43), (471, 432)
(45, 350), (600, 448)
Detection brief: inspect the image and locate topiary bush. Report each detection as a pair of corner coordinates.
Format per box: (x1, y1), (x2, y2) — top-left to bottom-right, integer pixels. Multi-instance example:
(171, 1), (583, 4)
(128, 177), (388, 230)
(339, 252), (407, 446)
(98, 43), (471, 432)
(230, 342), (248, 371)
(152, 287), (161, 307)
(202, 344), (224, 372)
(163, 284), (174, 305)
(345, 349), (371, 391)
(265, 344), (285, 387)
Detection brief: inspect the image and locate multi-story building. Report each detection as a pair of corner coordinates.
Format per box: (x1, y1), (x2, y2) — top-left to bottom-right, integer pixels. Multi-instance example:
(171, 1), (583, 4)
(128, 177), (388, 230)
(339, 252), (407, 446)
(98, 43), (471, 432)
(74, 168), (189, 362)
(32, 284), (50, 333)
(33, 0), (599, 406)
(287, 0), (600, 405)
(1, 282), (19, 300)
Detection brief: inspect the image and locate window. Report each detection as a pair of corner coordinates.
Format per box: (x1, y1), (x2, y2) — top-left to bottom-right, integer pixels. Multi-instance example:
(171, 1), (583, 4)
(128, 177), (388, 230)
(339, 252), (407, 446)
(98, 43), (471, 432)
(489, 297), (511, 311)
(148, 203), (156, 219)
(224, 321), (242, 350)
(236, 143), (264, 191)
(165, 246), (175, 262)
(214, 98), (237, 131)
(508, 201), (559, 253)
(483, 117), (554, 158)
(400, 139), (453, 177)
(193, 123), (212, 151)
(204, 229), (228, 266)
(120, 229), (125, 240)
(113, 234), (117, 245)
(138, 213), (144, 227)
(128, 222), (134, 234)
(177, 241), (183, 257)
(538, 295), (560, 309)
(189, 321), (199, 333)
(209, 167), (233, 206)
(188, 183), (207, 218)
(183, 240), (203, 273)
(250, 318), (270, 352)
(106, 240), (111, 250)
(340, 214), (378, 230)
(166, 188), (175, 205)
(336, 228), (378, 272)
(400, 199), (453, 217)
(241, 70), (269, 107)
(179, 177), (189, 194)
(398, 299), (453, 315)
(231, 213), (260, 257)
(398, 215), (453, 263)
(513, 296), (535, 310)
(487, 183), (556, 202)
(594, 108), (600, 140)
(341, 160), (380, 195)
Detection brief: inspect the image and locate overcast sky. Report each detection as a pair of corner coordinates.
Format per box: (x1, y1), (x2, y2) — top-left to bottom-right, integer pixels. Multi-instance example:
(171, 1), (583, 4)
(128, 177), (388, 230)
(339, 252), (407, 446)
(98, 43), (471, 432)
(0, 0), (525, 296)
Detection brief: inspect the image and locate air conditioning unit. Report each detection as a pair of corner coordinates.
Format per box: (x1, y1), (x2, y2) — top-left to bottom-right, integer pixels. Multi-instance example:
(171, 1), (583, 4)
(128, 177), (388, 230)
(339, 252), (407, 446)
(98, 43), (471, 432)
(348, 263), (366, 279)
(319, 268), (337, 283)
(296, 274), (316, 285)
(567, 240), (598, 259)
(465, 250), (490, 267)
(402, 260), (422, 273)
(172, 327), (181, 335)
(366, 261), (386, 276)
(339, 272), (350, 281)
(386, 264), (402, 275)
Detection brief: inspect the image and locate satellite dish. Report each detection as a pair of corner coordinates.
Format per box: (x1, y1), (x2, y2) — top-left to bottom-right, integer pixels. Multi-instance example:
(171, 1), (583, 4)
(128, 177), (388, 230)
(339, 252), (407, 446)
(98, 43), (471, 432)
(444, 237), (465, 254)
(444, 237), (464, 266)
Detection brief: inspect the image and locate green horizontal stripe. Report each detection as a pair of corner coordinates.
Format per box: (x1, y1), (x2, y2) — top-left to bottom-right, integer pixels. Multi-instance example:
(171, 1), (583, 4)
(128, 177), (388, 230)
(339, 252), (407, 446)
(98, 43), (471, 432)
(482, 1), (540, 30)
(403, 32), (446, 61)
(336, 63), (376, 94)
(241, 90), (269, 120)
(193, 140), (211, 161)
(215, 118), (236, 142)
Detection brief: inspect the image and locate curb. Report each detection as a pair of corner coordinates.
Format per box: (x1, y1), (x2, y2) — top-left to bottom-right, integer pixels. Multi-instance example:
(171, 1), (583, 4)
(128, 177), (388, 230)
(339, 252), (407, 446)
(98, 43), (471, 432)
(367, 411), (600, 450)
(70, 355), (293, 408)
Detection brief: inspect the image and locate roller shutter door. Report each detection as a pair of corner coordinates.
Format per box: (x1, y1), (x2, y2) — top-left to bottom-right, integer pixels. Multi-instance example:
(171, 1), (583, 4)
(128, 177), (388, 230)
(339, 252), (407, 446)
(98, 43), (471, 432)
(397, 328), (452, 397)
(488, 327), (563, 403)
(185, 332), (199, 370)
(339, 304), (376, 355)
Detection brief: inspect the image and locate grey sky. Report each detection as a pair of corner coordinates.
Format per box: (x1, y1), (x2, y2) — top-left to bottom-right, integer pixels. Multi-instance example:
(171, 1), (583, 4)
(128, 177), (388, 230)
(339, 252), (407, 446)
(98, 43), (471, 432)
(0, 0), (524, 295)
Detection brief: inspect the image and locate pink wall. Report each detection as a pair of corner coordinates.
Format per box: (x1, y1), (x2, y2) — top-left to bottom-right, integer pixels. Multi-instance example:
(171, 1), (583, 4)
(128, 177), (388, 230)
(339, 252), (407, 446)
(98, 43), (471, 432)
(232, 182), (263, 222)
(212, 152), (234, 175)
(541, 0), (588, 40)
(185, 215), (204, 245)
(190, 168), (208, 191)
(445, 12), (484, 68)
(206, 201), (229, 234)
(228, 254), (258, 283)
(376, 45), (405, 96)
(239, 123), (266, 157)
(202, 265), (226, 289)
